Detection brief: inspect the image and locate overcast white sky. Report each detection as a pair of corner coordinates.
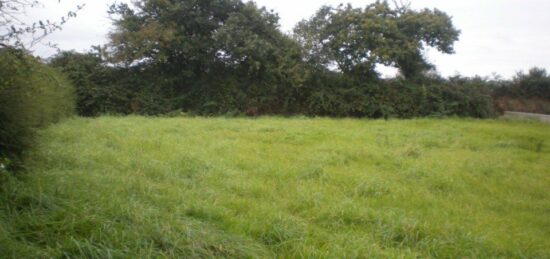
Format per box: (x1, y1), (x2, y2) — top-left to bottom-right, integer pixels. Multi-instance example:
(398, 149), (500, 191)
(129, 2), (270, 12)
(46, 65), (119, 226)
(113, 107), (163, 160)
(25, 0), (550, 78)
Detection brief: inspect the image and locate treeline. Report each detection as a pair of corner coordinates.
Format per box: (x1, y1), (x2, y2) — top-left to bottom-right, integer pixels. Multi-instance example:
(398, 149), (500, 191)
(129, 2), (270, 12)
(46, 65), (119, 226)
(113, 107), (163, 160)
(48, 0), (499, 118)
(45, 0), (549, 118)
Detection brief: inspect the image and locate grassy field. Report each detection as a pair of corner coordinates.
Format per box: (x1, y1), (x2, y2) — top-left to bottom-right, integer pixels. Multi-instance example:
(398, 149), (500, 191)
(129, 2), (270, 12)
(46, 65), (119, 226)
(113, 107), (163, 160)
(1, 116), (549, 258)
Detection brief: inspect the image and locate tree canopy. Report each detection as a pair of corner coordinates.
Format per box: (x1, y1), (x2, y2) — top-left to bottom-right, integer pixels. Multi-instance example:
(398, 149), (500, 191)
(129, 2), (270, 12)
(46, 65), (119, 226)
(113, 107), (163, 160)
(293, 1), (460, 80)
(106, 0), (307, 113)
(50, 0), (497, 119)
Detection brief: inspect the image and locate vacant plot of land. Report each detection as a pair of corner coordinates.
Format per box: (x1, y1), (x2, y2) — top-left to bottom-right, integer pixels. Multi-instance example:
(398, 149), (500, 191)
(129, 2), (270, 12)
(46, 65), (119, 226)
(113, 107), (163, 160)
(1, 117), (549, 258)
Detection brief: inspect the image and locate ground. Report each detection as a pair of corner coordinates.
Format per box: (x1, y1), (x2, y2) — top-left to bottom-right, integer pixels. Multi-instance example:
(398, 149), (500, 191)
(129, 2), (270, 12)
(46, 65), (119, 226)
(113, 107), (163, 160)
(1, 116), (549, 258)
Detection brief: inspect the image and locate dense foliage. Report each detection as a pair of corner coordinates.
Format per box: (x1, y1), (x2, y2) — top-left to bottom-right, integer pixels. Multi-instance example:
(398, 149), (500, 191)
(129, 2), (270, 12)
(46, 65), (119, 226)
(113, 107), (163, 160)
(49, 50), (133, 116)
(495, 68), (550, 99)
(492, 68), (550, 114)
(50, 0), (499, 118)
(104, 0), (307, 115)
(0, 48), (75, 169)
(47, 0), (547, 118)
(293, 2), (460, 80)
(304, 77), (494, 118)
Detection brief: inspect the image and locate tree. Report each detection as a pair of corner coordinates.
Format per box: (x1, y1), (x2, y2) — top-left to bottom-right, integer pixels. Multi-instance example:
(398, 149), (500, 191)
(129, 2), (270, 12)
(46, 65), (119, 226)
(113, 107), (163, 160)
(107, 0), (242, 71)
(293, 1), (460, 80)
(106, 0), (306, 113)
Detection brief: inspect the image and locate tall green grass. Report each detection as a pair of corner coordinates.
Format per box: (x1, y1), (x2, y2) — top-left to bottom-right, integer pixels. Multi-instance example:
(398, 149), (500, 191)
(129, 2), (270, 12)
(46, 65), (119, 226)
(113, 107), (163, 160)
(1, 116), (549, 257)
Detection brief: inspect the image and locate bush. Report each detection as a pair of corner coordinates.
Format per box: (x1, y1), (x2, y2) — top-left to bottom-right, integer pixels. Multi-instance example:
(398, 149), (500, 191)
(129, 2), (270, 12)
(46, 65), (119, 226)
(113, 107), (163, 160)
(49, 51), (131, 116)
(0, 48), (75, 169)
(304, 76), (495, 119)
(512, 68), (550, 99)
(493, 67), (550, 114)
(49, 50), (497, 119)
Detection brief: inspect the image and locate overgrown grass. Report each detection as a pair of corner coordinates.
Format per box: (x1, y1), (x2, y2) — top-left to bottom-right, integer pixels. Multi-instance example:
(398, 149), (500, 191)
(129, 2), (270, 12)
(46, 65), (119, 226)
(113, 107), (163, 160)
(1, 116), (549, 258)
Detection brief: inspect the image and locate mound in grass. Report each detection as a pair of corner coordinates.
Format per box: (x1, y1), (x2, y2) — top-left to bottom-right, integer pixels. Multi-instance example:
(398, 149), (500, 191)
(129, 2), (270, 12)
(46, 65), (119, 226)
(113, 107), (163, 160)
(1, 117), (549, 257)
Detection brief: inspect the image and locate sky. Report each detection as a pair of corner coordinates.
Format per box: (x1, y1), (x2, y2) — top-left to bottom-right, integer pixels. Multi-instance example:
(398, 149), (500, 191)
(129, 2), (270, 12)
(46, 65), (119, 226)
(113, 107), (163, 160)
(23, 0), (550, 78)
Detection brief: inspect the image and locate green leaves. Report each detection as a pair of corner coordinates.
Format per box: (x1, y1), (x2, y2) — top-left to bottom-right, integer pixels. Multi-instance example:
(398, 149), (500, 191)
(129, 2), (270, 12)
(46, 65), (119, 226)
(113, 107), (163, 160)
(0, 49), (75, 168)
(73, 0), (481, 118)
(294, 1), (460, 80)
(104, 0), (308, 114)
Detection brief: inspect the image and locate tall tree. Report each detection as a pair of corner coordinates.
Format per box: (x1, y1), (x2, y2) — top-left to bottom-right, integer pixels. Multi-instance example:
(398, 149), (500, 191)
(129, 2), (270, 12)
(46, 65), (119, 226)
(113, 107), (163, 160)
(294, 1), (460, 80)
(106, 0), (305, 112)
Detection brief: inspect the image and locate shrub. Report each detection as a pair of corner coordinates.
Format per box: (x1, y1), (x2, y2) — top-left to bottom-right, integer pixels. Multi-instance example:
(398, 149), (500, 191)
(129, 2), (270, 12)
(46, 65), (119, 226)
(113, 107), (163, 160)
(49, 50), (497, 119)
(49, 51), (131, 116)
(513, 68), (550, 99)
(493, 67), (550, 114)
(305, 76), (495, 119)
(0, 48), (75, 169)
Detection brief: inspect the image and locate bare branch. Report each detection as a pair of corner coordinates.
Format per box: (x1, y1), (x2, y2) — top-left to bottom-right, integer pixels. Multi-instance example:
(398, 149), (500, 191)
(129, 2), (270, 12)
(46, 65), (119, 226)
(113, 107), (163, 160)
(391, 0), (411, 14)
(0, 0), (84, 50)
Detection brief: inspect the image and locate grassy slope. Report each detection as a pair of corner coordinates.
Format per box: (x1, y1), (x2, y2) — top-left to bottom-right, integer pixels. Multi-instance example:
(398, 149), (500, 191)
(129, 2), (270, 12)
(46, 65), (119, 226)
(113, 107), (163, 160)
(1, 116), (549, 258)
